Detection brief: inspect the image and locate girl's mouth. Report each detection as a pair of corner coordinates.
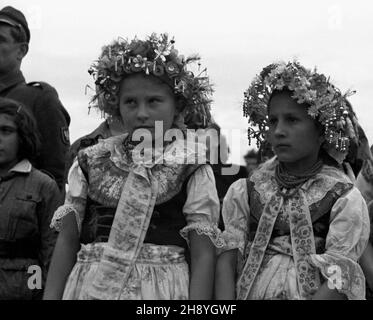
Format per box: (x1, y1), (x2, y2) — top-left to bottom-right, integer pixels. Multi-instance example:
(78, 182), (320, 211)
(275, 144), (290, 149)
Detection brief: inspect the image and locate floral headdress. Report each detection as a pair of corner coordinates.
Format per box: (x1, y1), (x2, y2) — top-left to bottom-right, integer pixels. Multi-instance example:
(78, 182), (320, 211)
(87, 33), (213, 128)
(243, 60), (360, 164)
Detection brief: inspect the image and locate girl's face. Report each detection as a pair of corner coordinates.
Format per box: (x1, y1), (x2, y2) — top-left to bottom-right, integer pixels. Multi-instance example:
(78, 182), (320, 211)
(0, 114), (19, 172)
(119, 73), (179, 142)
(267, 91), (324, 173)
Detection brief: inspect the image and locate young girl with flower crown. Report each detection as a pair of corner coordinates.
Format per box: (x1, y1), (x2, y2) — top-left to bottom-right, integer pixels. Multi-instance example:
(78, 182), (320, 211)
(215, 61), (370, 300)
(44, 33), (221, 300)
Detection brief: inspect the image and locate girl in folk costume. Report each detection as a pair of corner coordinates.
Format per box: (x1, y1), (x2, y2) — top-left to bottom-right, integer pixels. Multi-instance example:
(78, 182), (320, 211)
(215, 61), (370, 300)
(355, 140), (373, 298)
(44, 33), (221, 300)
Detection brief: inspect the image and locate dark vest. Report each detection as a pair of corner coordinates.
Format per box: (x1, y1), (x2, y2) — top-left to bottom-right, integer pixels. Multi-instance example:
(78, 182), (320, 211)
(246, 179), (352, 254)
(79, 169), (193, 250)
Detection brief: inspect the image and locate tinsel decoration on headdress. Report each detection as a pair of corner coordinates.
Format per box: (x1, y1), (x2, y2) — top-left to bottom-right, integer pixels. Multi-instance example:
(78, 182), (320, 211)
(87, 33), (213, 128)
(243, 61), (360, 164)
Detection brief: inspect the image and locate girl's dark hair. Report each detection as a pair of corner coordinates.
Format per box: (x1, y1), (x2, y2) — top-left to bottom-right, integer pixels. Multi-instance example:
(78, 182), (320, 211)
(268, 88), (305, 108)
(0, 97), (40, 161)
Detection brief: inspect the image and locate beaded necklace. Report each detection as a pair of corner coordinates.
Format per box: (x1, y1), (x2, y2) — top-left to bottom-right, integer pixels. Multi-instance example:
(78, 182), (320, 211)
(275, 159), (323, 197)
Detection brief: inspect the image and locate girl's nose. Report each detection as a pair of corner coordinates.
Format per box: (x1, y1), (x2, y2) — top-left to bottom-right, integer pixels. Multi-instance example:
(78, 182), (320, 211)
(274, 120), (286, 137)
(136, 103), (149, 121)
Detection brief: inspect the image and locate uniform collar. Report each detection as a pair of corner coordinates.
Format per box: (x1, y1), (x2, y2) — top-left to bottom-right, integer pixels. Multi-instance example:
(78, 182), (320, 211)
(0, 69), (25, 94)
(9, 159), (32, 173)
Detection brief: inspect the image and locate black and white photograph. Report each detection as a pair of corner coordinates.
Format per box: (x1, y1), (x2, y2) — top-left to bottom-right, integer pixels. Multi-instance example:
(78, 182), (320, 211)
(0, 0), (373, 307)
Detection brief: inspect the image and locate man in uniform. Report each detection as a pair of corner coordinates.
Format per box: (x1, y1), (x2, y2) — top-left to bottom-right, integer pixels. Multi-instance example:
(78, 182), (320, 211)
(66, 118), (125, 174)
(0, 6), (70, 191)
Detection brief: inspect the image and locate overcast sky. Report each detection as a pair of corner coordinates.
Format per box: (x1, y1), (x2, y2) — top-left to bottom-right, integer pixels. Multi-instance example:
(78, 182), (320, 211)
(9, 0), (373, 164)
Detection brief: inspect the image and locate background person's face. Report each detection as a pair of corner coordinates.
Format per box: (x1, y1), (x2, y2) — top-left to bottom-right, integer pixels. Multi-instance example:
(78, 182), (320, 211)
(245, 157), (258, 173)
(0, 25), (22, 74)
(0, 113), (19, 172)
(119, 73), (178, 142)
(267, 91), (323, 172)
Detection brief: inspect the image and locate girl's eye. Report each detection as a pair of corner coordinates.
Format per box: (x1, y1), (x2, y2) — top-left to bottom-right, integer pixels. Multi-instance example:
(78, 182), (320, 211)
(287, 117), (299, 123)
(0, 127), (16, 135)
(268, 118), (277, 126)
(123, 99), (136, 105)
(149, 98), (162, 104)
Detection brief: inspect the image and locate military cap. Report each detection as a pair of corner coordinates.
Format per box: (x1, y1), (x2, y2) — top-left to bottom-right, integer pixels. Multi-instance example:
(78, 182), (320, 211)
(0, 6), (30, 43)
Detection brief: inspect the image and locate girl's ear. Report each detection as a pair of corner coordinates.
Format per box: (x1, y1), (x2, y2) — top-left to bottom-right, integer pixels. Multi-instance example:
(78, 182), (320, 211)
(174, 105), (180, 116)
(172, 98), (187, 129)
(315, 120), (325, 146)
(316, 126), (325, 151)
(175, 96), (185, 115)
(318, 134), (325, 148)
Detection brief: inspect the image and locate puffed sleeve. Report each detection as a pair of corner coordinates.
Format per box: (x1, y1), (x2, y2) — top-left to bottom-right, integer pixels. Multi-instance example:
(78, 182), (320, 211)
(50, 158), (87, 234)
(179, 164), (224, 248)
(309, 187), (370, 300)
(368, 201), (373, 244)
(219, 179), (250, 256)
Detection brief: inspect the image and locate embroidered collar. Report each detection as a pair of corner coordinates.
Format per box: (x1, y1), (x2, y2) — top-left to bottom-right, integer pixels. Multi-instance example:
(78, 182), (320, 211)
(104, 132), (207, 171)
(250, 157), (352, 208)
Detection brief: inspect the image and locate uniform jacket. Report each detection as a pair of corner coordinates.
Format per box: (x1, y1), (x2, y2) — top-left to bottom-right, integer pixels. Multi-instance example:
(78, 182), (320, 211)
(0, 160), (60, 300)
(66, 120), (111, 174)
(0, 70), (71, 190)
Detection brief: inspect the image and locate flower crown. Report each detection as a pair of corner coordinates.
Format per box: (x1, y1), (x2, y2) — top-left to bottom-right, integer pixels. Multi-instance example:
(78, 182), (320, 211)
(243, 61), (359, 164)
(88, 33), (213, 127)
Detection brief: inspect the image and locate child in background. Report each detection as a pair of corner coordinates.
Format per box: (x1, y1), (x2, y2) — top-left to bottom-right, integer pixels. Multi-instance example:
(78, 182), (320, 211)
(215, 61), (370, 300)
(0, 97), (60, 299)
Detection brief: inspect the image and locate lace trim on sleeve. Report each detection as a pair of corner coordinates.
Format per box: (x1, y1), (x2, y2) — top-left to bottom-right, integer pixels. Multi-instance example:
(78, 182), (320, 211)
(217, 230), (246, 256)
(50, 204), (81, 233)
(309, 252), (366, 300)
(180, 222), (225, 249)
